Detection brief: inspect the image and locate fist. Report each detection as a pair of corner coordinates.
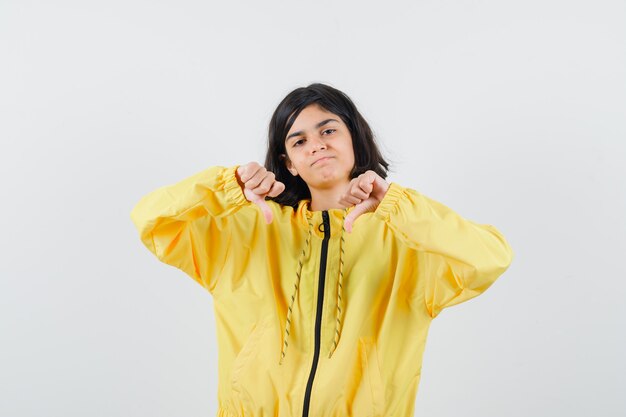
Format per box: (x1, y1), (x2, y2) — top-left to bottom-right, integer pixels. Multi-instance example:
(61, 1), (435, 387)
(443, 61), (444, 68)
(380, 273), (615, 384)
(340, 170), (390, 233)
(236, 162), (285, 224)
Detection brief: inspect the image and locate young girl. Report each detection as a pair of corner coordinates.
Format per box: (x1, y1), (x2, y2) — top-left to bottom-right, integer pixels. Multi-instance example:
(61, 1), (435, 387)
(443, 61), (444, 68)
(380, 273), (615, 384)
(130, 83), (514, 417)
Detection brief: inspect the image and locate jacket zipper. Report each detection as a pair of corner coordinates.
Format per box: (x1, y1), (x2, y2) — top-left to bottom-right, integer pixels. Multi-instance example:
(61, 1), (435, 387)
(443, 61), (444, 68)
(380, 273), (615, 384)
(302, 210), (330, 417)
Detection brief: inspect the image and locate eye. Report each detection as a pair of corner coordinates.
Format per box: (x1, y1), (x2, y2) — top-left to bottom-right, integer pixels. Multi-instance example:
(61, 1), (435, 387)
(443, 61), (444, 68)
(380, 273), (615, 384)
(323, 129), (336, 135)
(294, 138), (305, 146)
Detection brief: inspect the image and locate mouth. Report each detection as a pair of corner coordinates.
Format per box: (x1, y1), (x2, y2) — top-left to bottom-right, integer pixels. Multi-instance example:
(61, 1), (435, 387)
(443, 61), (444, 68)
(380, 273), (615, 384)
(312, 156), (333, 166)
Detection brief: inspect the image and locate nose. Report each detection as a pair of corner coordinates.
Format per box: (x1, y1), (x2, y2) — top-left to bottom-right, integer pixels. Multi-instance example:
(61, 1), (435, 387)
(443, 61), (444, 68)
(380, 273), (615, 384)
(310, 136), (327, 152)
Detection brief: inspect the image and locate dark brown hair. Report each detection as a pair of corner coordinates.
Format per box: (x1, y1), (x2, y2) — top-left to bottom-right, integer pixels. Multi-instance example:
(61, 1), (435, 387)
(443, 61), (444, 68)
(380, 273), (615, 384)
(264, 83), (391, 208)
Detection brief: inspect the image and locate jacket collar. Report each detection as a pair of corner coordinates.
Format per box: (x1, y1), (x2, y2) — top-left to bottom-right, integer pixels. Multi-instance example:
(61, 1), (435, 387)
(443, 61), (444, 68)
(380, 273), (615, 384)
(296, 199), (355, 238)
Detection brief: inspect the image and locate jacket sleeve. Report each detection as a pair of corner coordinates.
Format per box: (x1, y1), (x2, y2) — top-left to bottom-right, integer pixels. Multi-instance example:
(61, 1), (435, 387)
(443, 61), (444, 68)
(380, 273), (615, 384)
(374, 182), (514, 318)
(130, 165), (253, 294)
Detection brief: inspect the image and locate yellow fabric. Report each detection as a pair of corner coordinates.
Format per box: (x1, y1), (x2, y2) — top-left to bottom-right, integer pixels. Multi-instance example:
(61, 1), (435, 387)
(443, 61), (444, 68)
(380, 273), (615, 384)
(130, 165), (514, 416)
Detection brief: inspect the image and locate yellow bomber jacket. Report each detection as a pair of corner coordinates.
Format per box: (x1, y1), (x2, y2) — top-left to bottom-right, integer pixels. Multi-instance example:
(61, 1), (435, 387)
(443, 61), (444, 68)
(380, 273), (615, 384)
(130, 164), (514, 417)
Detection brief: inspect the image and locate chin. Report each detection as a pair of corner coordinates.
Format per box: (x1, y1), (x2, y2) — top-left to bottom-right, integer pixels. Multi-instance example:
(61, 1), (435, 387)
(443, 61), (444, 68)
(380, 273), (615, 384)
(308, 171), (351, 186)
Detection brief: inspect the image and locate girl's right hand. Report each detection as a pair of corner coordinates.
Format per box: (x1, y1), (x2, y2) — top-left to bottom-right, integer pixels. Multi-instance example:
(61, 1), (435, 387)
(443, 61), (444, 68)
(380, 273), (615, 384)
(236, 162), (285, 224)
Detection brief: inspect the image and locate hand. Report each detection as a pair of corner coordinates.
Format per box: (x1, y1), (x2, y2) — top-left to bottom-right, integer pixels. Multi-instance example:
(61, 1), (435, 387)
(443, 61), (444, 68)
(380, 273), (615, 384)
(339, 170), (390, 233)
(236, 162), (285, 224)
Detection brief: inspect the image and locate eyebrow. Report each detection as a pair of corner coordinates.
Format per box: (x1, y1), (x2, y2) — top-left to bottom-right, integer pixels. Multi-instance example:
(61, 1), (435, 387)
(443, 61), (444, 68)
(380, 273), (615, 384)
(286, 118), (340, 142)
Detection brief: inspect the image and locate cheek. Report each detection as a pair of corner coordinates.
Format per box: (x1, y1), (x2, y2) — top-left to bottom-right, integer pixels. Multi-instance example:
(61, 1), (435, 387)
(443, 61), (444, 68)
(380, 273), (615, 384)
(293, 157), (309, 172)
(345, 143), (355, 163)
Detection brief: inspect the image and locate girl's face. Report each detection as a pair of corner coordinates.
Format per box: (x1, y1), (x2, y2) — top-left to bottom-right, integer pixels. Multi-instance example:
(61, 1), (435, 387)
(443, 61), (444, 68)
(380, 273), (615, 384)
(282, 104), (355, 189)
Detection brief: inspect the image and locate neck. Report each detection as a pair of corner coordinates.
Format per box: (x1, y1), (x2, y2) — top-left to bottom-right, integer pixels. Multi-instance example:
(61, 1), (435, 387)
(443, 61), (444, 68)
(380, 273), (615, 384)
(308, 183), (351, 212)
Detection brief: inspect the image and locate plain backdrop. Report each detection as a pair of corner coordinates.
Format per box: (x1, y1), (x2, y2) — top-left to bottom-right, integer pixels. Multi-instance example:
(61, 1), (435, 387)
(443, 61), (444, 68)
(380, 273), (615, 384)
(1, 0), (625, 416)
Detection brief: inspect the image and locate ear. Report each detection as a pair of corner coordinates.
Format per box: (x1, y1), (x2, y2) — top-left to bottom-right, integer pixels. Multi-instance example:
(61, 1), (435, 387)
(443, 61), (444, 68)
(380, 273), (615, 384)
(281, 153), (298, 176)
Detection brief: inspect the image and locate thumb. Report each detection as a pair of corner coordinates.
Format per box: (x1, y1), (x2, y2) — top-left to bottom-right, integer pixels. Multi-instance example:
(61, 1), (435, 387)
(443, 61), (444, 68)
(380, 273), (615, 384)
(243, 187), (274, 224)
(343, 198), (379, 233)
(256, 198), (273, 224)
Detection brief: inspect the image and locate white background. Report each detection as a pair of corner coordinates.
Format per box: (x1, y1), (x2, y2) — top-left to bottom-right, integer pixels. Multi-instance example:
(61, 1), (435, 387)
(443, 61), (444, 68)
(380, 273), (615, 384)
(1, 1), (625, 416)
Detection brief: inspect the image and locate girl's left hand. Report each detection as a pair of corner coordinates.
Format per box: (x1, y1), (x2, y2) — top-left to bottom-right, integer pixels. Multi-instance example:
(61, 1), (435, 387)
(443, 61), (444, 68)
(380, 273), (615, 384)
(339, 170), (390, 233)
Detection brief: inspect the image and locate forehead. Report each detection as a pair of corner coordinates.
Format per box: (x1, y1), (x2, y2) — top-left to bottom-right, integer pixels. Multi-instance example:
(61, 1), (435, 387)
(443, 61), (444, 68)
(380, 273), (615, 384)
(288, 104), (341, 131)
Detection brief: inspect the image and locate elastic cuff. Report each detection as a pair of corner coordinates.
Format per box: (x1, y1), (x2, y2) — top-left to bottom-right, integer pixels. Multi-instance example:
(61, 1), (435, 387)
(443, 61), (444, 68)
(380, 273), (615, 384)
(374, 182), (404, 222)
(222, 165), (249, 207)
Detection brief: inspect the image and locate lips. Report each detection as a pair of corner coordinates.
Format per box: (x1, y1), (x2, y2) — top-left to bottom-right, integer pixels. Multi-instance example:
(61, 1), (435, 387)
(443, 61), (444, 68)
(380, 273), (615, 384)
(312, 156), (333, 166)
